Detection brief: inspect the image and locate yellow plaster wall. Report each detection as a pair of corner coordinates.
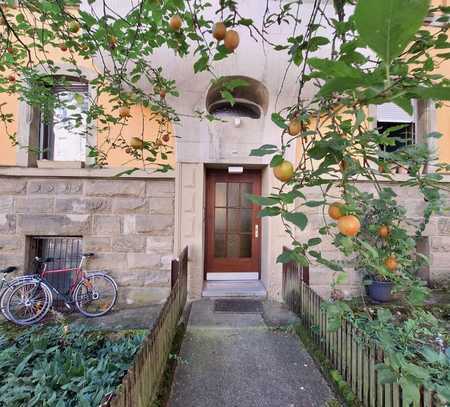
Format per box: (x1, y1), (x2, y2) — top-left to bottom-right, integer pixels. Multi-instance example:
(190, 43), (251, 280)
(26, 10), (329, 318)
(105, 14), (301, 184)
(0, 93), (19, 166)
(0, 5), (174, 169)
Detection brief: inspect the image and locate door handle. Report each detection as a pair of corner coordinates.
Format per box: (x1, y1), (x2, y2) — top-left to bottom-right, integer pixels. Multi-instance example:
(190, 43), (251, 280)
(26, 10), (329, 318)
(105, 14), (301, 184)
(255, 224), (259, 239)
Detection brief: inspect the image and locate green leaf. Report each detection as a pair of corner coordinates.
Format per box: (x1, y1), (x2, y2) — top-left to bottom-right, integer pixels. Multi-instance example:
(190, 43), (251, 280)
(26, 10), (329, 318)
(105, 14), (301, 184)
(377, 308), (393, 323)
(246, 194), (279, 206)
(220, 90), (235, 106)
(354, 0), (430, 63)
(335, 272), (348, 285)
(399, 377), (420, 404)
(250, 144), (278, 157)
(391, 96), (413, 115)
(375, 364), (397, 384)
(270, 154), (284, 167)
(420, 346), (443, 364)
(308, 58), (362, 78)
(283, 211), (308, 230)
(304, 200), (326, 207)
(193, 54), (209, 73)
(222, 78), (249, 91)
(259, 207), (281, 217)
(271, 113), (287, 129)
(307, 237), (322, 246)
(410, 86), (450, 100)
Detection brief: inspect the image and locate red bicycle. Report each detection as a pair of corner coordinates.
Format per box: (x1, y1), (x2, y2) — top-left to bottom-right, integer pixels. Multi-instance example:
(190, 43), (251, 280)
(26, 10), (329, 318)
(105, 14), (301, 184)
(5, 253), (118, 326)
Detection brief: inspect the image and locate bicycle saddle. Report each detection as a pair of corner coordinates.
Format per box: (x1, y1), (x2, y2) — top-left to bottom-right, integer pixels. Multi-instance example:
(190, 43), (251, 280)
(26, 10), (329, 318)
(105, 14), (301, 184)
(1, 266), (16, 274)
(82, 252), (95, 257)
(34, 257), (54, 263)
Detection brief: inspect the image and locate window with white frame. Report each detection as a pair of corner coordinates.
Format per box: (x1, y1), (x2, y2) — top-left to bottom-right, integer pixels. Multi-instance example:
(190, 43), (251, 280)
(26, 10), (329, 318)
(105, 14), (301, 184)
(377, 101), (416, 154)
(39, 78), (89, 162)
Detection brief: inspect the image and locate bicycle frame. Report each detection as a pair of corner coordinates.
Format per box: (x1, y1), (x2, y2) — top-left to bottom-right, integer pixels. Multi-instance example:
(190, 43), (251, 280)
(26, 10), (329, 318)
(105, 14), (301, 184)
(36, 255), (91, 307)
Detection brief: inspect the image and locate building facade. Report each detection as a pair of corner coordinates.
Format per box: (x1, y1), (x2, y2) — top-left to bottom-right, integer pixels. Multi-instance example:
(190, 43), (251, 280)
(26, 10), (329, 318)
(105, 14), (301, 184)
(0, 0), (449, 306)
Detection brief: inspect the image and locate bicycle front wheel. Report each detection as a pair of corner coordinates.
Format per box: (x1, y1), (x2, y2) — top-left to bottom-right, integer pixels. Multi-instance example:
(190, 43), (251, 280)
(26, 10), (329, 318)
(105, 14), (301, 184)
(6, 280), (52, 326)
(74, 273), (117, 317)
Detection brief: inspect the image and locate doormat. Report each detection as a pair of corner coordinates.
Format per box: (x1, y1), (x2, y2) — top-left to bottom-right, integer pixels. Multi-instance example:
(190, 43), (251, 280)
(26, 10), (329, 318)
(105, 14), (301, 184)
(214, 299), (264, 314)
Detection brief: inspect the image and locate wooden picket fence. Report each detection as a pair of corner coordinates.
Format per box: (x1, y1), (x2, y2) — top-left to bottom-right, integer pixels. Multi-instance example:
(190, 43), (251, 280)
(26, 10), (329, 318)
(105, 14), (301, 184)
(282, 249), (447, 407)
(109, 246), (189, 407)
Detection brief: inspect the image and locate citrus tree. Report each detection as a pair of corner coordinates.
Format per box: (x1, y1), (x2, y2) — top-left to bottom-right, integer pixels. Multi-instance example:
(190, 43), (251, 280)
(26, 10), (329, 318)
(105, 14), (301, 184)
(1, 0), (450, 402)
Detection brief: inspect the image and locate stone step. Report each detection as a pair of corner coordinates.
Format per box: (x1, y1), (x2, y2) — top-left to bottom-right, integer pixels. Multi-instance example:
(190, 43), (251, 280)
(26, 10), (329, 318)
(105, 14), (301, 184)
(202, 280), (267, 298)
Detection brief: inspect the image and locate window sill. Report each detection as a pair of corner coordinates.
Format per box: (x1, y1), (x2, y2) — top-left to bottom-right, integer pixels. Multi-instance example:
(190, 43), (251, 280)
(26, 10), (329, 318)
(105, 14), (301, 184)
(37, 160), (84, 169)
(0, 166), (175, 179)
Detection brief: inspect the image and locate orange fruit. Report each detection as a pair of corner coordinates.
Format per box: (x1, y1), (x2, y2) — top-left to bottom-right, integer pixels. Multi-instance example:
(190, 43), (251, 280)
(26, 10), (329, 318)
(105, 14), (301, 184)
(337, 215), (361, 237)
(224, 30), (240, 51)
(130, 137), (144, 149)
(378, 225), (390, 239)
(169, 15), (182, 31)
(288, 119), (301, 136)
(212, 22), (227, 41)
(118, 106), (131, 118)
(109, 36), (118, 49)
(162, 134), (170, 143)
(328, 202), (344, 220)
(8, 75), (16, 82)
(273, 160), (294, 183)
(384, 256), (398, 272)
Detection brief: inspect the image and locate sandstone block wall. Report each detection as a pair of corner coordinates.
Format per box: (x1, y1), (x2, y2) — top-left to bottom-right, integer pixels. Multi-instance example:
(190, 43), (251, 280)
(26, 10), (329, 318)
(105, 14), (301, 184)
(0, 174), (175, 306)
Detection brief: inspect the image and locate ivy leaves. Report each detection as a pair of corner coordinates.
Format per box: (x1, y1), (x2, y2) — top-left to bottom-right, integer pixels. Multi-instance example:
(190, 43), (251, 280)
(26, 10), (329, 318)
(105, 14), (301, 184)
(355, 0), (430, 64)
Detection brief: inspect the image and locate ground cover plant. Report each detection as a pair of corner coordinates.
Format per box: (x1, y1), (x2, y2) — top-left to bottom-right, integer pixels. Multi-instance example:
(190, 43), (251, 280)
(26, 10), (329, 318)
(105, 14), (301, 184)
(1, 0), (450, 403)
(0, 321), (144, 406)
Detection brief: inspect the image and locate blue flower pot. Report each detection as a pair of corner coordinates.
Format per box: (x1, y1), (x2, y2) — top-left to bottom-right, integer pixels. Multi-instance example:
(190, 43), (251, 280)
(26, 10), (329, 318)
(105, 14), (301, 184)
(367, 281), (394, 303)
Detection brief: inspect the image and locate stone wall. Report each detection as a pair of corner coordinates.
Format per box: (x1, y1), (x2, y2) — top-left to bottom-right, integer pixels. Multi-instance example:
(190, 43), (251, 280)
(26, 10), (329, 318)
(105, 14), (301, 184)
(0, 170), (175, 305)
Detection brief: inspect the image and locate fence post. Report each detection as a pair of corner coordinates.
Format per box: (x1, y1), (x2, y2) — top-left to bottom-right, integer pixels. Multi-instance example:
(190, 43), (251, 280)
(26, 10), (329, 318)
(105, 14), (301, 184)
(171, 257), (180, 289)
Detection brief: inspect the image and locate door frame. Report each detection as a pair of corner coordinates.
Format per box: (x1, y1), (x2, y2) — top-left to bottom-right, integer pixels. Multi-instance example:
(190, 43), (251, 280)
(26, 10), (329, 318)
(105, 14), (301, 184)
(204, 169), (262, 280)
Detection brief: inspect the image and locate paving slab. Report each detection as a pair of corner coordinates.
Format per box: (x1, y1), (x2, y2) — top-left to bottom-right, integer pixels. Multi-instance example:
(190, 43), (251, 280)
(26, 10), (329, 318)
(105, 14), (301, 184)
(169, 299), (337, 407)
(68, 305), (162, 331)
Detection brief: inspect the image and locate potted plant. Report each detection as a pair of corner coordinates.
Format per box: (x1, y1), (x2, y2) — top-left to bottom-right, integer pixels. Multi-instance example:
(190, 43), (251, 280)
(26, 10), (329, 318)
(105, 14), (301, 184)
(337, 189), (421, 303)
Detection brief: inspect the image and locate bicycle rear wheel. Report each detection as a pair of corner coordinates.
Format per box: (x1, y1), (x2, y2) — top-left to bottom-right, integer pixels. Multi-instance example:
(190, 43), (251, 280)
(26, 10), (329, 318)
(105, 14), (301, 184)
(73, 273), (117, 317)
(0, 276), (38, 321)
(6, 280), (52, 326)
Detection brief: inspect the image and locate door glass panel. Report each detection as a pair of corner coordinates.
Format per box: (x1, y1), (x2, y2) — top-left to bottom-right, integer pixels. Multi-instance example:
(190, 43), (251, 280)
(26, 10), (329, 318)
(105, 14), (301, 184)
(214, 234), (226, 257)
(240, 234), (252, 257)
(240, 183), (252, 208)
(215, 208), (226, 233)
(227, 234), (240, 257)
(215, 183), (226, 207)
(240, 209), (252, 233)
(227, 183), (240, 207)
(227, 208), (240, 232)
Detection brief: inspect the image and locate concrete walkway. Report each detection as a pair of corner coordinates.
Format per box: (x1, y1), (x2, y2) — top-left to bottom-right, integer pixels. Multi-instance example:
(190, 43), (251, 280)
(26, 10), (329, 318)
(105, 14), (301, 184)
(168, 299), (337, 407)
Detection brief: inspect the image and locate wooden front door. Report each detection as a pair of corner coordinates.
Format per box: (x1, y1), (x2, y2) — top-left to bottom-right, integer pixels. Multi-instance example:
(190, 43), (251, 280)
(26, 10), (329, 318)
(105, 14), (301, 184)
(205, 170), (261, 275)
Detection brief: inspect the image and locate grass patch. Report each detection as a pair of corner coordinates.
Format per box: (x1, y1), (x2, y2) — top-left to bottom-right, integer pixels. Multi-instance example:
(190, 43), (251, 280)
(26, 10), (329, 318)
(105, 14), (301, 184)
(152, 304), (191, 407)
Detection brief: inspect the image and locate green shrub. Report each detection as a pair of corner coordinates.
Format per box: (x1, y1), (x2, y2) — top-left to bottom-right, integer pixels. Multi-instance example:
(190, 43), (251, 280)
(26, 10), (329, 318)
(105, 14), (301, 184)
(0, 324), (144, 407)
